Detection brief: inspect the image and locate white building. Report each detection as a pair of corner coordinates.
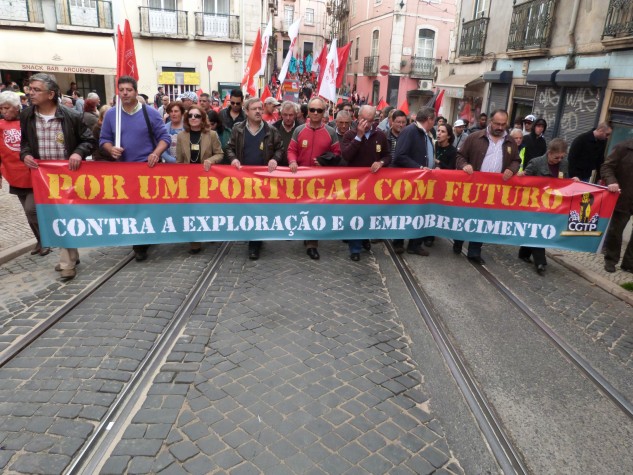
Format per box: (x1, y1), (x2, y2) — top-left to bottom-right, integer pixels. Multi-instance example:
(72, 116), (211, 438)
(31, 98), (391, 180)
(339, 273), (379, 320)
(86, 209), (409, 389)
(0, 0), (262, 103)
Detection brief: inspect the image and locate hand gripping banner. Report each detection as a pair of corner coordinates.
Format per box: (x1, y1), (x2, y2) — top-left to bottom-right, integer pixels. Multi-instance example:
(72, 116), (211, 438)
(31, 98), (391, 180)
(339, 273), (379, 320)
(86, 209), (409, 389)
(31, 162), (618, 252)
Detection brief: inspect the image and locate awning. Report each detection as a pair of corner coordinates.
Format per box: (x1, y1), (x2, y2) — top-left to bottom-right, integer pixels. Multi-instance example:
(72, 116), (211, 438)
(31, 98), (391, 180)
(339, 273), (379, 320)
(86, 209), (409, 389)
(434, 74), (483, 99)
(555, 68), (609, 88)
(526, 70), (559, 86)
(483, 70), (513, 84)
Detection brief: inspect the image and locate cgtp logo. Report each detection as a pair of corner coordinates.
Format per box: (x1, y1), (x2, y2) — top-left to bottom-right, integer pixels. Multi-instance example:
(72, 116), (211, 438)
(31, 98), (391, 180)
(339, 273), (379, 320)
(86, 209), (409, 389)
(562, 192), (602, 236)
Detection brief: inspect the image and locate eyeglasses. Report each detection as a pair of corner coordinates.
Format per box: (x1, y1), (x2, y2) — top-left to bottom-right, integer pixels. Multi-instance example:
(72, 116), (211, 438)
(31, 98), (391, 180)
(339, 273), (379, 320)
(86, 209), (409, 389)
(309, 108), (324, 114)
(188, 114), (202, 119)
(230, 101), (242, 105)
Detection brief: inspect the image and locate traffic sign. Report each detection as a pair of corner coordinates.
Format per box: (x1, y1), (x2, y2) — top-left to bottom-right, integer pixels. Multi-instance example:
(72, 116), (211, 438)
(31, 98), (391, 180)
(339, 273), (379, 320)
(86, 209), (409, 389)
(207, 56), (213, 72)
(379, 65), (389, 76)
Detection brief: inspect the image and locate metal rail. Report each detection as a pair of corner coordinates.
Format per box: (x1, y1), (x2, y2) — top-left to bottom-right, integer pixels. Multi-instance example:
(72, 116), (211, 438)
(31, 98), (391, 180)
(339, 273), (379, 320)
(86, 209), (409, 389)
(385, 241), (529, 475)
(66, 242), (232, 475)
(469, 257), (633, 421)
(0, 253), (135, 368)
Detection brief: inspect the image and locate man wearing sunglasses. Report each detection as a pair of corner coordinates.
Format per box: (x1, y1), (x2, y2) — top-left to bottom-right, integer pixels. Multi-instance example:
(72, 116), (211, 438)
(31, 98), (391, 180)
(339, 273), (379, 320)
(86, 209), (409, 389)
(219, 88), (246, 130)
(287, 97), (341, 260)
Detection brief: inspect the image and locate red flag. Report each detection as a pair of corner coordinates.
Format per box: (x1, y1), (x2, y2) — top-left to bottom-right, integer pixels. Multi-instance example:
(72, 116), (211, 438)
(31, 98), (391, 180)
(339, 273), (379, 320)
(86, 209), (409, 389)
(261, 85), (272, 101)
(434, 89), (445, 115)
(377, 97), (389, 111)
(316, 46), (329, 87)
(398, 99), (409, 116)
(117, 20), (139, 81)
(276, 87), (282, 101)
(335, 42), (352, 88)
(241, 29), (262, 97)
(196, 88), (203, 98)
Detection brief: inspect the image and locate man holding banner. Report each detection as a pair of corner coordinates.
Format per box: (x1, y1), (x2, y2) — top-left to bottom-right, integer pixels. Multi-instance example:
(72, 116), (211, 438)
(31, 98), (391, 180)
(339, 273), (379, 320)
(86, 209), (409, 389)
(455, 109), (521, 264)
(100, 75), (171, 262)
(21, 73), (95, 280)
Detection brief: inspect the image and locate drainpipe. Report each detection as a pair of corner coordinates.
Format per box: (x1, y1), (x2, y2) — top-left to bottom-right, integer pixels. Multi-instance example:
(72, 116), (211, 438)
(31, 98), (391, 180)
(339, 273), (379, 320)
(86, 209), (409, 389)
(566, 0), (581, 70)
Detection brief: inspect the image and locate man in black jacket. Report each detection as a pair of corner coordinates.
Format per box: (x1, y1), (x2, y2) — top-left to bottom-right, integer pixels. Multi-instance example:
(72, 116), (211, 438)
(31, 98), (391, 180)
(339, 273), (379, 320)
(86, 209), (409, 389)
(521, 117), (547, 169)
(21, 73), (95, 281)
(568, 122), (612, 182)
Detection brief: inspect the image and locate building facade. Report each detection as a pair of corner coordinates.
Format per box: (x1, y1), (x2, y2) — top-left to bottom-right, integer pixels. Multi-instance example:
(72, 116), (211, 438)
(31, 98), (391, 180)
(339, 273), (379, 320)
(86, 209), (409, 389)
(0, 0), (261, 103)
(442, 0), (633, 151)
(346, 0), (455, 110)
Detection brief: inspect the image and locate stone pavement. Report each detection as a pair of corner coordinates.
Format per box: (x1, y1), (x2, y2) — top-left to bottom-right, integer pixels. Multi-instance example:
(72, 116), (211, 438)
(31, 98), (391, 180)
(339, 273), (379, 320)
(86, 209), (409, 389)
(101, 242), (462, 474)
(0, 186), (36, 261)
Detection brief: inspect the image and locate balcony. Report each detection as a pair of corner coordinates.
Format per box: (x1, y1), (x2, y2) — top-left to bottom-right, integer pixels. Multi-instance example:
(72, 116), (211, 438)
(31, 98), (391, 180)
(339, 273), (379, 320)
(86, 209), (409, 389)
(506, 0), (555, 57)
(139, 6), (187, 38)
(458, 17), (488, 61)
(602, 0), (633, 50)
(0, 0), (44, 27)
(363, 56), (378, 76)
(410, 56), (434, 79)
(194, 12), (239, 40)
(56, 0), (113, 32)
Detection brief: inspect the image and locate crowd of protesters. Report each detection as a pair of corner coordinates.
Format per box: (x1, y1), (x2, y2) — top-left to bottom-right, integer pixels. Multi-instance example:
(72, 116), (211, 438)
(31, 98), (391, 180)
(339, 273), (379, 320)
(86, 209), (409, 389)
(0, 73), (630, 279)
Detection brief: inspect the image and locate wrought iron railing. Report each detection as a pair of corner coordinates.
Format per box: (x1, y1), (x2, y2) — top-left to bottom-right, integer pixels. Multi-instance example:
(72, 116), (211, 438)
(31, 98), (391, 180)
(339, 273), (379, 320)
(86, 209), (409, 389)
(0, 0), (43, 23)
(459, 17), (488, 57)
(194, 12), (239, 39)
(507, 0), (555, 50)
(139, 6), (188, 36)
(410, 57), (434, 78)
(603, 0), (633, 38)
(56, 0), (112, 29)
(363, 56), (378, 76)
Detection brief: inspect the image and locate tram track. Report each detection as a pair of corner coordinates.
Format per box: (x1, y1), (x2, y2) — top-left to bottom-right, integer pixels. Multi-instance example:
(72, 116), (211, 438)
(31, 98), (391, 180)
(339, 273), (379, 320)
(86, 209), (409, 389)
(386, 238), (633, 474)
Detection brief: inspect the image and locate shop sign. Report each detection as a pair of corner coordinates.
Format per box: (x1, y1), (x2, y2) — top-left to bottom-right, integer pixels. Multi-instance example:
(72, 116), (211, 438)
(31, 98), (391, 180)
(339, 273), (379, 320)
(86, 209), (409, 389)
(0, 62), (114, 75)
(442, 87), (464, 99)
(609, 91), (633, 112)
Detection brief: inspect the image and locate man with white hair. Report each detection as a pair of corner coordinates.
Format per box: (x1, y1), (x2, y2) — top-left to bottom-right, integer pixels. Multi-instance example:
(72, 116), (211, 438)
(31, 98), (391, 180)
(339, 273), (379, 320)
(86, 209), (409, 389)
(61, 96), (74, 108)
(87, 92), (100, 106)
(272, 101), (300, 166)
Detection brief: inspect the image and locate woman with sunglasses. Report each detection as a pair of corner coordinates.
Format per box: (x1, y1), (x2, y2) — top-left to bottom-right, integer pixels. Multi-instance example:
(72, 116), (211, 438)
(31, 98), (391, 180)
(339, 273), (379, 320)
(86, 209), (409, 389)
(176, 106), (224, 253)
(207, 109), (231, 162)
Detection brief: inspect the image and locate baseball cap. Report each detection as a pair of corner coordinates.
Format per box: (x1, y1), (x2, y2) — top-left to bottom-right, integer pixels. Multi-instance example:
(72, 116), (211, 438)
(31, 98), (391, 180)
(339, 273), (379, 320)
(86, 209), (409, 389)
(264, 97), (280, 105)
(454, 119), (466, 127)
(182, 91), (198, 103)
(524, 114), (536, 122)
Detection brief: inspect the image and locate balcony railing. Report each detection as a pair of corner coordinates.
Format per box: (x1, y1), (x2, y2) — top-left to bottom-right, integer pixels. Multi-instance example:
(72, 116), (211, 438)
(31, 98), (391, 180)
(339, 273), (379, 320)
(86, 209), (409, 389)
(507, 0), (555, 51)
(56, 0), (112, 29)
(459, 17), (488, 57)
(410, 56), (434, 78)
(139, 6), (187, 36)
(603, 0), (633, 39)
(0, 0), (43, 23)
(363, 56), (378, 76)
(194, 12), (239, 39)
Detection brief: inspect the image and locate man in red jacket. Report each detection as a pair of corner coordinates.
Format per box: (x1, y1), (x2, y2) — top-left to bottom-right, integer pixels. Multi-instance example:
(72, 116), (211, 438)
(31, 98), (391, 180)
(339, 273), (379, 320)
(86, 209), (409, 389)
(287, 97), (341, 260)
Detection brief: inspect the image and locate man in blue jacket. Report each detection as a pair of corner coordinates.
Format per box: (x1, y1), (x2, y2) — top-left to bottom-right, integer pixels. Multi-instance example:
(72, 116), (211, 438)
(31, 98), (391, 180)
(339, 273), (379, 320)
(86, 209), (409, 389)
(392, 106), (437, 256)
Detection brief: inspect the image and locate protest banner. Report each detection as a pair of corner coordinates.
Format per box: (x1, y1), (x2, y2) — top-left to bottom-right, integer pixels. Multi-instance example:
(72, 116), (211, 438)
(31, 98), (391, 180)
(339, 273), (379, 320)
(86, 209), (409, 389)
(31, 162), (618, 252)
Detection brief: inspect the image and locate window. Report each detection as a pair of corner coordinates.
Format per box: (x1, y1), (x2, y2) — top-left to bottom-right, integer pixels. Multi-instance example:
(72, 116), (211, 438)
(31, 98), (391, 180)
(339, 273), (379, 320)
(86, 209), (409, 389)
(371, 30), (379, 57)
(283, 39), (291, 58)
(474, 0), (487, 18)
(304, 41), (313, 58)
(416, 29), (435, 58)
(149, 0), (176, 9)
(203, 0), (229, 14)
(305, 8), (314, 25)
(351, 0), (356, 17)
(284, 5), (293, 25)
(355, 36), (359, 61)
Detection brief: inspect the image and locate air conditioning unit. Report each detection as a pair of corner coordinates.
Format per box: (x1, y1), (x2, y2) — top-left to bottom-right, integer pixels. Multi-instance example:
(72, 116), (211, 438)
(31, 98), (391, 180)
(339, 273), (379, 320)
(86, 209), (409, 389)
(419, 80), (433, 91)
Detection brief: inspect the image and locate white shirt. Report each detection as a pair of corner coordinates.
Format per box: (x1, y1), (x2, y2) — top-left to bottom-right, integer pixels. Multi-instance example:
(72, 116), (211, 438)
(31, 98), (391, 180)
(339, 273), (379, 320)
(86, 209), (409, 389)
(480, 128), (506, 173)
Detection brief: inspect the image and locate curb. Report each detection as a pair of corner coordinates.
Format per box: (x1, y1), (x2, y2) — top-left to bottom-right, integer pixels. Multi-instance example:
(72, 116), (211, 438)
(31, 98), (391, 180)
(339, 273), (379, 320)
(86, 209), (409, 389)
(546, 250), (633, 308)
(0, 238), (37, 266)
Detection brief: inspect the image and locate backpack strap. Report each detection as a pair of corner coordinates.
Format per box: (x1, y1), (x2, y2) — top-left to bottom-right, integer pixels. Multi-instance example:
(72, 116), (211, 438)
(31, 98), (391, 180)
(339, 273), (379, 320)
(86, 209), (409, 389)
(141, 103), (157, 149)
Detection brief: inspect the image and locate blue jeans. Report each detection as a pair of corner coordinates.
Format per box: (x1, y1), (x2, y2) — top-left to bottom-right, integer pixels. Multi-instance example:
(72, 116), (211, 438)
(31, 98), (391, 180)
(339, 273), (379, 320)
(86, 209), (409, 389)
(348, 239), (363, 254)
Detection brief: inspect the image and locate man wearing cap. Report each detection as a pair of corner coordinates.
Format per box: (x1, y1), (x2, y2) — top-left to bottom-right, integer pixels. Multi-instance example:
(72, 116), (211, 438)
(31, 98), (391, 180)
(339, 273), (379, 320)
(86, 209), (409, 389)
(453, 119), (469, 150)
(181, 91), (198, 110)
(262, 97), (280, 125)
(523, 114), (536, 136)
